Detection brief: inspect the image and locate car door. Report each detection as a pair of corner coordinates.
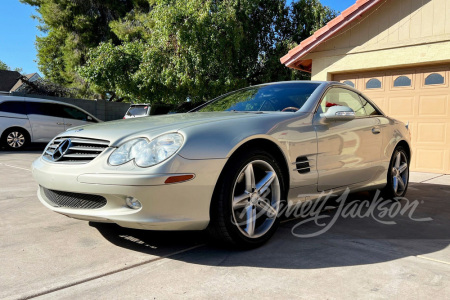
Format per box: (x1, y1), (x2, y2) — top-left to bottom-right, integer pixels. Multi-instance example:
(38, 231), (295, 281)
(60, 105), (97, 129)
(313, 87), (382, 191)
(25, 101), (66, 142)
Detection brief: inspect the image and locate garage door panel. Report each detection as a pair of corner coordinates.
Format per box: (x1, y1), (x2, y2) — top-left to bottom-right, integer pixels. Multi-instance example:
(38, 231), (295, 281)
(416, 123), (447, 144)
(388, 96), (415, 117)
(418, 95), (448, 116)
(369, 97), (386, 111)
(333, 65), (450, 173)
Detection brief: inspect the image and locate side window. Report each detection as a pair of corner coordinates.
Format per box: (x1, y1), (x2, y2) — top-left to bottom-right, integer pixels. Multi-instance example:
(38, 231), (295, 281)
(320, 88), (366, 117)
(62, 106), (89, 121)
(26, 102), (47, 116)
(0, 101), (26, 114)
(359, 96), (381, 116)
(47, 104), (68, 118)
(26, 102), (66, 118)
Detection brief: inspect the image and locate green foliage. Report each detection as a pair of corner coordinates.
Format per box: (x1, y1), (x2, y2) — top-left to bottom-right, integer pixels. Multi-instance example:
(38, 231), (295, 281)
(0, 60), (24, 73)
(24, 0), (336, 103)
(20, 0), (149, 96)
(0, 60), (10, 70)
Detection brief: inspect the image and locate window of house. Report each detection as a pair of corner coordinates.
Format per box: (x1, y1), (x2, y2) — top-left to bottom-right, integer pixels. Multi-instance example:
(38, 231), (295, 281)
(425, 73), (445, 85)
(366, 78), (382, 89)
(393, 76), (411, 87)
(343, 80), (355, 88)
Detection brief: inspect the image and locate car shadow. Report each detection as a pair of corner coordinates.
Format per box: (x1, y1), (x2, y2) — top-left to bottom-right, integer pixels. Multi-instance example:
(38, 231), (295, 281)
(90, 182), (450, 269)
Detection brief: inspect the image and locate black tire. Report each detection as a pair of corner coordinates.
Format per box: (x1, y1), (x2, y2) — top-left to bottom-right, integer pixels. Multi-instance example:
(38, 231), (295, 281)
(2, 128), (29, 150)
(207, 148), (286, 248)
(381, 146), (410, 199)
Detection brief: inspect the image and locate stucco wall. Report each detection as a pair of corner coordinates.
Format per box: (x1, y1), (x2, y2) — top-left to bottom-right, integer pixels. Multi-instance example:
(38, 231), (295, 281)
(304, 0), (450, 80)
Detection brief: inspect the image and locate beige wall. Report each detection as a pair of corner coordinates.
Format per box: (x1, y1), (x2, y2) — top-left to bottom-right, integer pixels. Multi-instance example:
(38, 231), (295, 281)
(305, 0), (450, 80)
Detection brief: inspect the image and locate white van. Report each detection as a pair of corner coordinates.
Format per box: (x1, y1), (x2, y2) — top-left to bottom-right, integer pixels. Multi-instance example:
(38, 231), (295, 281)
(0, 95), (101, 150)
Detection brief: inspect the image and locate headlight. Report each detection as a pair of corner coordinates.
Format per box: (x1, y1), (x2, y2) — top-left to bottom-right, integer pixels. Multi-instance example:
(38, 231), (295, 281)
(108, 133), (184, 167)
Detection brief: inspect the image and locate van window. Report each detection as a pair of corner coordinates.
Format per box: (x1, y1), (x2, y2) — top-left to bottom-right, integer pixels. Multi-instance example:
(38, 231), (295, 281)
(26, 102), (66, 118)
(0, 101), (26, 114)
(62, 106), (93, 121)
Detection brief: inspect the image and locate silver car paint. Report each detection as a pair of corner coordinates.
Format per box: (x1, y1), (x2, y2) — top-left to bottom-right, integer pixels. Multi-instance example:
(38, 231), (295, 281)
(31, 81), (411, 230)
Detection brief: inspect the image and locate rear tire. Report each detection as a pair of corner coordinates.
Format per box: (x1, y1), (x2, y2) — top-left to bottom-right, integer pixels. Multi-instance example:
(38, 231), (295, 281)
(2, 128), (28, 150)
(207, 148), (285, 248)
(381, 146), (409, 199)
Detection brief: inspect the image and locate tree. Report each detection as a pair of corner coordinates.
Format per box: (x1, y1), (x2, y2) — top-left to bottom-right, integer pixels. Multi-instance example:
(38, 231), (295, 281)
(25, 0), (336, 103)
(0, 60), (23, 73)
(20, 0), (149, 94)
(17, 75), (76, 98)
(0, 60), (9, 70)
(79, 0), (336, 104)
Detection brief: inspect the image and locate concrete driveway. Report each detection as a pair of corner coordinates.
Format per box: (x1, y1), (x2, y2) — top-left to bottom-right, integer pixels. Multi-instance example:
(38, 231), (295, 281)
(0, 150), (449, 299)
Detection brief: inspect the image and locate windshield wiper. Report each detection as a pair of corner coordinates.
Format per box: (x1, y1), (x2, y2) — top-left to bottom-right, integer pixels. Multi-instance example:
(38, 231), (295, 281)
(229, 110), (264, 114)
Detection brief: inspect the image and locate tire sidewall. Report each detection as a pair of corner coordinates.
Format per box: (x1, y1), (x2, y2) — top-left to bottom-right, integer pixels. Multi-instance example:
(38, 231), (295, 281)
(213, 149), (286, 247)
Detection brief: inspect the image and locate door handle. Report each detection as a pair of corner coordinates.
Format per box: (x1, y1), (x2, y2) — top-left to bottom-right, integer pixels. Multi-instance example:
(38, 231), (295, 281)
(56, 122), (65, 125)
(65, 123), (72, 126)
(372, 127), (381, 134)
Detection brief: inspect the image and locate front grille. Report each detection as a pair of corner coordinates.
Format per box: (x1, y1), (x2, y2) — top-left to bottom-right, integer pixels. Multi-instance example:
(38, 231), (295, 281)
(43, 188), (107, 209)
(43, 137), (110, 164)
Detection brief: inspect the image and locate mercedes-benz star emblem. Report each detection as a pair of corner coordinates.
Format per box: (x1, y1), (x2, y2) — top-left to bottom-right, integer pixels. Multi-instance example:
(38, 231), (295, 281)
(52, 139), (72, 162)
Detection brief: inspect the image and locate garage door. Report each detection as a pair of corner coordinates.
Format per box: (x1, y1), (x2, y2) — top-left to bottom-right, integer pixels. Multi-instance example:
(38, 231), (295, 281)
(334, 65), (450, 174)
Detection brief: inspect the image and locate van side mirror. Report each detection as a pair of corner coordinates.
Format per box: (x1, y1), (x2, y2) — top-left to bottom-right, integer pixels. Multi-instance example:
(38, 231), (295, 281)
(320, 105), (355, 121)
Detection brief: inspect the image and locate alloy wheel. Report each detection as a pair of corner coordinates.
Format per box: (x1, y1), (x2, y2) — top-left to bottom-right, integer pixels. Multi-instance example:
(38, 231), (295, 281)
(392, 151), (409, 196)
(231, 160), (280, 239)
(6, 131), (25, 149)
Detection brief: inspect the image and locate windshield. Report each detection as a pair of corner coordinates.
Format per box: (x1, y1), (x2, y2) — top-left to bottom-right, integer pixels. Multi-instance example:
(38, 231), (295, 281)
(197, 83), (320, 112)
(126, 105), (149, 116)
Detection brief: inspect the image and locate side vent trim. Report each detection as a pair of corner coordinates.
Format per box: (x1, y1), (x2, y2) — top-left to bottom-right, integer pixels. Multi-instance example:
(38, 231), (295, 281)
(295, 156), (311, 174)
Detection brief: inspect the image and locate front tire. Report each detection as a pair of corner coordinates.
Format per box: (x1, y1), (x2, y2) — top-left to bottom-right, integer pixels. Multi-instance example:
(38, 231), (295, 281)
(2, 128), (28, 150)
(382, 146), (409, 199)
(207, 149), (285, 248)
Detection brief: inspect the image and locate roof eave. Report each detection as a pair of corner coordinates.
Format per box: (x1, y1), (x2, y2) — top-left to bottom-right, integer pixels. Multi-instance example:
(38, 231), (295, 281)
(281, 0), (384, 70)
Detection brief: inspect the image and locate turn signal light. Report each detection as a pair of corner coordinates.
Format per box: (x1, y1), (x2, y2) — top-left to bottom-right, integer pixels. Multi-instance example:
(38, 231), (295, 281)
(164, 174), (195, 184)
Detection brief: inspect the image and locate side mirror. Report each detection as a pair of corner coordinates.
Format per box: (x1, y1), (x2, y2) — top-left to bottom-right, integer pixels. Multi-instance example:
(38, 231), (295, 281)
(320, 105), (355, 121)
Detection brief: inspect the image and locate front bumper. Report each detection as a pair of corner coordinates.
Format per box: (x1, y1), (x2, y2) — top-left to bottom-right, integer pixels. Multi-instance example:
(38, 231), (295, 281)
(32, 154), (227, 231)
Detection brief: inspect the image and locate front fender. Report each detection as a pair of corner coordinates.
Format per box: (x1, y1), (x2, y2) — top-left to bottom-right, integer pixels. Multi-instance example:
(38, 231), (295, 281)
(177, 114), (296, 160)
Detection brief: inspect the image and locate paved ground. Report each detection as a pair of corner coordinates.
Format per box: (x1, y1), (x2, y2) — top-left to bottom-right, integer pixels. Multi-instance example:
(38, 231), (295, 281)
(0, 148), (449, 300)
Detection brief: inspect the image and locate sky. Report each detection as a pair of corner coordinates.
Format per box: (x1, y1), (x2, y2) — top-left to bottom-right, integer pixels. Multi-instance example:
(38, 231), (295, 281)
(0, 0), (356, 76)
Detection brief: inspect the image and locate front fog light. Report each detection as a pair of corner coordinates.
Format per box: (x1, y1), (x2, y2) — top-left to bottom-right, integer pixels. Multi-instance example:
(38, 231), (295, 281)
(126, 197), (141, 209)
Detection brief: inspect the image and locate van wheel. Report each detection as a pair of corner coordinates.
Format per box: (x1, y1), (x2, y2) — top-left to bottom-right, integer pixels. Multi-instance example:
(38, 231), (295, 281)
(2, 128), (28, 150)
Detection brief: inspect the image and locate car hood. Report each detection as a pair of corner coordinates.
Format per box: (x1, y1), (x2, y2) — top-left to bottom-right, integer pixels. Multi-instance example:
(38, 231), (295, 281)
(62, 112), (284, 146)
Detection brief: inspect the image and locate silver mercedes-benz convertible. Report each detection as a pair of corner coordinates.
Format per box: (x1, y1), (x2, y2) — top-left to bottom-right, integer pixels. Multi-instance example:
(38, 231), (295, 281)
(32, 81), (411, 247)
